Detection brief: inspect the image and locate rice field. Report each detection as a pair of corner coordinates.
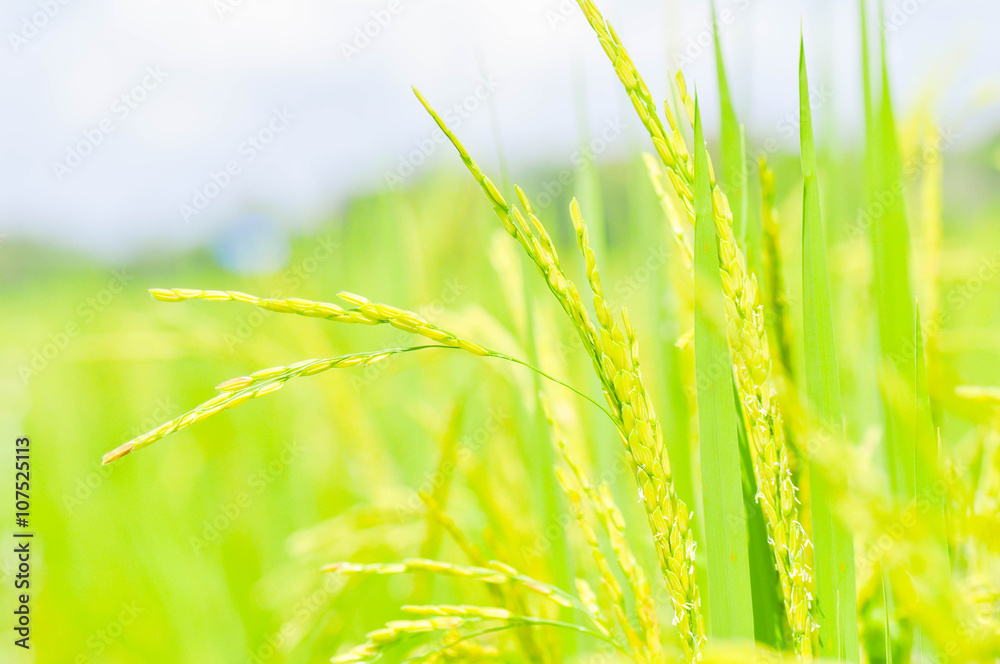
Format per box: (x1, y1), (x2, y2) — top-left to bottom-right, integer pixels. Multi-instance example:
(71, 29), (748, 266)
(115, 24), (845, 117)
(3, 1), (1000, 662)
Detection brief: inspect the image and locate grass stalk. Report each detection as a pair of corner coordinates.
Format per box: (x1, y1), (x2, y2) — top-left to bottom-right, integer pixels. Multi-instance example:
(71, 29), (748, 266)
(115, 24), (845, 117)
(799, 36), (860, 662)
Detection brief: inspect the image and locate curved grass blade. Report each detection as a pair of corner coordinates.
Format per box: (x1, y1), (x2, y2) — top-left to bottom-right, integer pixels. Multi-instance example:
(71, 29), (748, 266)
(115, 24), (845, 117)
(711, 11), (782, 645)
(799, 36), (860, 662)
(870, 15), (919, 501)
(711, 3), (747, 252)
(692, 97), (755, 645)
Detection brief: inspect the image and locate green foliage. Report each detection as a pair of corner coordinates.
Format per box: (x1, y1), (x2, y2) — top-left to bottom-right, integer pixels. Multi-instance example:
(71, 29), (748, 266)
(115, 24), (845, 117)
(6, 1), (1000, 663)
(692, 99), (755, 644)
(799, 36), (860, 662)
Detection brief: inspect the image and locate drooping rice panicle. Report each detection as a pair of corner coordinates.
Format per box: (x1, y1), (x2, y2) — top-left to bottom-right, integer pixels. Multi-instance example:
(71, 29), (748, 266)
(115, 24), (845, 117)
(330, 617), (465, 664)
(574, 577), (614, 639)
(332, 610), (625, 664)
(101, 347), (435, 464)
(323, 558), (577, 611)
(327, 575), (627, 664)
(572, 0), (814, 653)
(327, 558), (621, 663)
(643, 153), (693, 269)
(569, 200), (703, 660)
(106, 287), (622, 465)
(418, 493), (552, 664)
(593, 485), (663, 655)
(555, 465), (644, 656)
(549, 407), (663, 659)
(148, 292), (617, 422)
(148, 288), (491, 356)
(402, 605), (514, 620)
(415, 402), (466, 586)
(758, 158), (796, 381)
(411, 90), (609, 399)
(425, 634), (501, 663)
(415, 90), (704, 660)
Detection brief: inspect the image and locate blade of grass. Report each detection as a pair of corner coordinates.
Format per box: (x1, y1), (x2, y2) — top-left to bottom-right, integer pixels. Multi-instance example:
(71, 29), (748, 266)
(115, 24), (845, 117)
(692, 96), (755, 644)
(859, 9), (912, 657)
(866, 0), (918, 501)
(913, 306), (944, 538)
(860, 0), (875, 145)
(799, 35), (860, 663)
(712, 2), (746, 253)
(883, 569), (894, 664)
(741, 126), (764, 286)
(866, 9), (950, 660)
(711, 24), (783, 645)
(734, 384), (786, 650)
(758, 158), (796, 382)
(573, 62), (606, 259)
(911, 303), (948, 661)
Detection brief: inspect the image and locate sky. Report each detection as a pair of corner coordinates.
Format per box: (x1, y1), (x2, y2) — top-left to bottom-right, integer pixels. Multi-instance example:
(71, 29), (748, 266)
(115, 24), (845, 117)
(2, 0), (998, 262)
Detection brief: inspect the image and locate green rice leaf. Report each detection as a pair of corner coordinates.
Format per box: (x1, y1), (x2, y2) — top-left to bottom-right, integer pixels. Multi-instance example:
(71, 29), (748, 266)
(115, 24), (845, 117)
(799, 35), (860, 663)
(869, 3), (918, 501)
(692, 96), (755, 644)
(865, 10), (947, 660)
(712, 3), (747, 252)
(735, 389), (786, 649)
(715, 20), (784, 635)
(740, 126), (764, 287)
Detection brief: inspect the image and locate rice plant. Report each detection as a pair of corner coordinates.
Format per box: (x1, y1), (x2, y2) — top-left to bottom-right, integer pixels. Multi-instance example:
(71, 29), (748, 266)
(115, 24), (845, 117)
(102, 1), (1000, 661)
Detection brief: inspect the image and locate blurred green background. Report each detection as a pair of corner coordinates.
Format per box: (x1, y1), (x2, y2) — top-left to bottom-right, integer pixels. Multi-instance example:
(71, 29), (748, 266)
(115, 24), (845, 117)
(2, 131), (1000, 662)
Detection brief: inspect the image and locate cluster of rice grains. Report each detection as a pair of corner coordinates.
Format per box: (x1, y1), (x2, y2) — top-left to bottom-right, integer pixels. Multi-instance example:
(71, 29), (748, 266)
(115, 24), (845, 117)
(414, 87), (705, 661)
(574, 0), (813, 655)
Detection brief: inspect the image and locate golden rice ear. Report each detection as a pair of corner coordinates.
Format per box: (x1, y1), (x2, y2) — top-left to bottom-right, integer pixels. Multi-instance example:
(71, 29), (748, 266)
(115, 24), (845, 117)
(416, 76), (706, 660)
(102, 351), (417, 464)
(573, 0), (814, 651)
